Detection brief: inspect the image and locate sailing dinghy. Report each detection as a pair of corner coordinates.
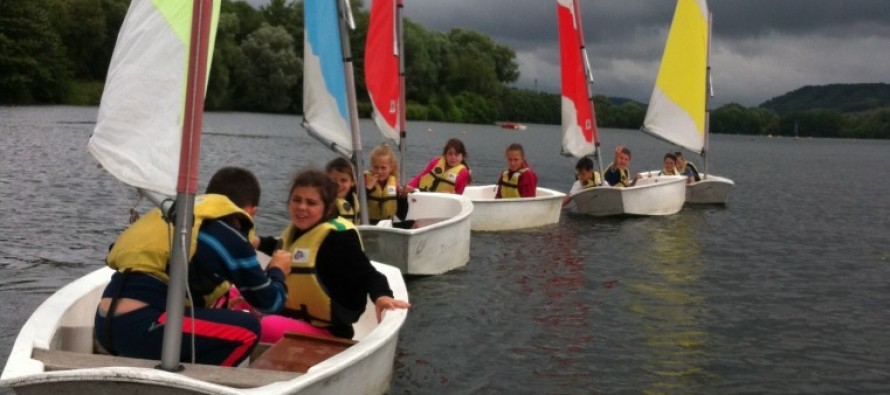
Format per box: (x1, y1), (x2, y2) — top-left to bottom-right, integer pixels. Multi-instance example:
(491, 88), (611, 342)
(557, 0), (686, 217)
(641, 0), (734, 205)
(359, 0), (472, 274)
(1, 1), (408, 394)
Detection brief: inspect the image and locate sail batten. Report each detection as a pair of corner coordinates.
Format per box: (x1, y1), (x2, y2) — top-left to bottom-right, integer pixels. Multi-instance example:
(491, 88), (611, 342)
(642, 0), (709, 154)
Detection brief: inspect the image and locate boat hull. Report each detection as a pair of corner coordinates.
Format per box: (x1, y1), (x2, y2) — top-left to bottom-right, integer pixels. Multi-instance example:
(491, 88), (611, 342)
(358, 192), (473, 275)
(685, 174), (734, 205)
(462, 186), (565, 231)
(572, 174), (687, 216)
(1, 263), (408, 394)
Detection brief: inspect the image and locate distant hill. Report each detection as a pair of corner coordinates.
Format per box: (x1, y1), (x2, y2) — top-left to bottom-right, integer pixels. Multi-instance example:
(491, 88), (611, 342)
(760, 83), (890, 115)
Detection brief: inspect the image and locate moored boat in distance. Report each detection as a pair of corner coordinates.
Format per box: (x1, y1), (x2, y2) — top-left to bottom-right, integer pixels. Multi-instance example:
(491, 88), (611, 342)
(462, 185), (564, 231)
(358, 192), (473, 275)
(499, 122), (527, 130)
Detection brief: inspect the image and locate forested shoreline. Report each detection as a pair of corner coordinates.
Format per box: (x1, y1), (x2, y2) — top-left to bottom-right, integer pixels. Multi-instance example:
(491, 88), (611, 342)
(2, 0), (888, 139)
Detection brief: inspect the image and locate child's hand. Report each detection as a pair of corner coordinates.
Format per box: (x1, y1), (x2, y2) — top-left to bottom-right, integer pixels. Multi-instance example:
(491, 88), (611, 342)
(267, 250), (292, 276)
(365, 173), (376, 189)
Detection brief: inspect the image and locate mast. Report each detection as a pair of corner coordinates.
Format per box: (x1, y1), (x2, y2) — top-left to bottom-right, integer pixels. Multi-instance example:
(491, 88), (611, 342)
(703, 11), (713, 180)
(571, 0), (604, 179)
(160, 0), (214, 371)
(338, 0), (370, 225)
(396, 0), (407, 182)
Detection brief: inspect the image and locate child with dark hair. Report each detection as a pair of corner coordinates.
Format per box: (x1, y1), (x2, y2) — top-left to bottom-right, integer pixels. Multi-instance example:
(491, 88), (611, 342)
(406, 138), (472, 194)
(604, 144), (641, 187)
(562, 156), (602, 207)
(326, 157), (360, 224)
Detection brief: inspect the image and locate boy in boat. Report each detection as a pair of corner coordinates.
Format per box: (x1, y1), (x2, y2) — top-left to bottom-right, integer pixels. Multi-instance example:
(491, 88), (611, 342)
(675, 151), (701, 182)
(94, 167), (292, 367)
(562, 156), (602, 207)
(659, 152), (682, 176)
(495, 143), (538, 199)
(604, 144), (640, 187)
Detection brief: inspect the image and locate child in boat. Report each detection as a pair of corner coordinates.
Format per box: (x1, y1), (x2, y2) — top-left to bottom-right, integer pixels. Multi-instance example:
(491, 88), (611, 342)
(252, 169), (410, 341)
(94, 167), (292, 367)
(495, 143), (538, 199)
(364, 143), (409, 225)
(562, 156), (602, 207)
(604, 144), (640, 187)
(659, 152), (682, 176)
(675, 151), (701, 182)
(406, 138), (472, 194)
(326, 157), (360, 224)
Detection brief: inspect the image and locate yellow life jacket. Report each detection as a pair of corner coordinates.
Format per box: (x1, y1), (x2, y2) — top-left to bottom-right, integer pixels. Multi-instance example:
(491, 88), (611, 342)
(279, 218), (360, 327)
(418, 157), (465, 193)
(105, 194), (253, 307)
(606, 163), (631, 187)
(580, 172), (602, 189)
(336, 192), (359, 224)
(365, 172), (398, 221)
(660, 167), (681, 176)
(497, 168), (528, 198)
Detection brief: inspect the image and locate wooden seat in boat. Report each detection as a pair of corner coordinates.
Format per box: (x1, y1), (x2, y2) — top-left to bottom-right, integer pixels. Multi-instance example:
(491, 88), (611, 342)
(249, 332), (356, 373)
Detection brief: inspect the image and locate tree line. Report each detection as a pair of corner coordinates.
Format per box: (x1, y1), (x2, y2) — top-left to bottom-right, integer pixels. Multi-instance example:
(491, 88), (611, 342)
(1, 0), (887, 138)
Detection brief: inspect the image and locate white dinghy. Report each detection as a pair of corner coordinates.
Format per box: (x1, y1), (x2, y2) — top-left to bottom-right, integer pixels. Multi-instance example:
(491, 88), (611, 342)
(570, 174), (687, 217)
(2, 1), (408, 394)
(641, 0), (734, 205)
(462, 185), (564, 231)
(359, 0), (473, 274)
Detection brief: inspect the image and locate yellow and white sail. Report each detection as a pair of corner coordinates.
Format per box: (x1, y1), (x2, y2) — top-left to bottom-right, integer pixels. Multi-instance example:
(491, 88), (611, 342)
(642, 0), (709, 153)
(88, 1), (220, 197)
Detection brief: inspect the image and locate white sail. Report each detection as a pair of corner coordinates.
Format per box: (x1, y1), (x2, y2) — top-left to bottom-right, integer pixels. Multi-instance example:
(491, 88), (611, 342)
(642, 0), (709, 153)
(88, 1), (219, 196)
(302, 0), (354, 156)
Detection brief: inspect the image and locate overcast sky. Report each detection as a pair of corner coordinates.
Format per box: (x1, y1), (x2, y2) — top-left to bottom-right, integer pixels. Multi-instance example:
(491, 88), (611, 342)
(248, 0), (890, 106)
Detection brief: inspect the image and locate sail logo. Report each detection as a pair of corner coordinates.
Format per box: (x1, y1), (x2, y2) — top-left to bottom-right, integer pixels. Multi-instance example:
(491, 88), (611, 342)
(389, 100), (397, 114)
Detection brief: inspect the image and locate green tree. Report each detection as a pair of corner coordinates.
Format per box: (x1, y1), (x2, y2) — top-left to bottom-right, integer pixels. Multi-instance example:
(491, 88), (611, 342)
(234, 24), (301, 112)
(0, 0), (71, 103)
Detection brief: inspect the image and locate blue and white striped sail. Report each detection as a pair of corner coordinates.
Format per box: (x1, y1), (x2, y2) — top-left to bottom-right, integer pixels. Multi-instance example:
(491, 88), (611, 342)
(88, 1), (220, 197)
(303, 0), (353, 157)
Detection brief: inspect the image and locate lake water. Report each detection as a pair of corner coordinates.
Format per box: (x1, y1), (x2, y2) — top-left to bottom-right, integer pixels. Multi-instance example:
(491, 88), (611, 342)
(1, 106), (889, 394)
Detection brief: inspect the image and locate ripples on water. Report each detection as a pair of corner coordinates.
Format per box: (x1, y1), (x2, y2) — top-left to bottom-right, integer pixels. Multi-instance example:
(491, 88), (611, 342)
(2, 107), (890, 394)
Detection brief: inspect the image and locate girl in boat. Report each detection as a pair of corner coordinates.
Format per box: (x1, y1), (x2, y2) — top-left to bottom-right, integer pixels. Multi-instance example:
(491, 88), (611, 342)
(406, 138), (472, 194)
(254, 169), (410, 341)
(363, 143), (409, 225)
(604, 144), (641, 187)
(658, 152), (682, 176)
(326, 157), (360, 224)
(494, 143), (538, 199)
(562, 156), (602, 207)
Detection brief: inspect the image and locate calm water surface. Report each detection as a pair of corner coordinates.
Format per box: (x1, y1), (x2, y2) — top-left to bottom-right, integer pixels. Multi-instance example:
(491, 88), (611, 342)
(1, 106), (889, 394)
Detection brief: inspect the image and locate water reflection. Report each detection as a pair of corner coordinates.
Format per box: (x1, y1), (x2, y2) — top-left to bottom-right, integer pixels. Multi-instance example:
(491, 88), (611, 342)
(628, 213), (711, 394)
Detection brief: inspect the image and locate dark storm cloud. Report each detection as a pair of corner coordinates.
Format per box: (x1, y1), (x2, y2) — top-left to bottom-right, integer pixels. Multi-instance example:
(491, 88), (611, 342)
(248, 0), (890, 106)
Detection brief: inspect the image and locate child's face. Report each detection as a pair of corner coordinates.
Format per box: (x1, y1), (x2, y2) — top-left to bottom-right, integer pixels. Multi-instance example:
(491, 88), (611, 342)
(577, 169), (594, 182)
(506, 150), (523, 172)
(328, 169), (354, 199)
(371, 156), (394, 182)
(663, 157), (676, 172)
(288, 186), (326, 231)
(616, 152), (630, 169)
(444, 148), (463, 168)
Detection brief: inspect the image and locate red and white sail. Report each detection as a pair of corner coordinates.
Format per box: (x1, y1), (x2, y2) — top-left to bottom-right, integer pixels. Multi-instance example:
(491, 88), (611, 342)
(365, 0), (401, 141)
(558, 0), (598, 158)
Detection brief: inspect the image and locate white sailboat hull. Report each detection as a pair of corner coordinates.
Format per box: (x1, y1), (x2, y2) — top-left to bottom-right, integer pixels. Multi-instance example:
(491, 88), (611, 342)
(0, 263), (408, 394)
(358, 192), (473, 275)
(686, 173), (734, 205)
(462, 185), (565, 231)
(572, 174), (687, 216)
